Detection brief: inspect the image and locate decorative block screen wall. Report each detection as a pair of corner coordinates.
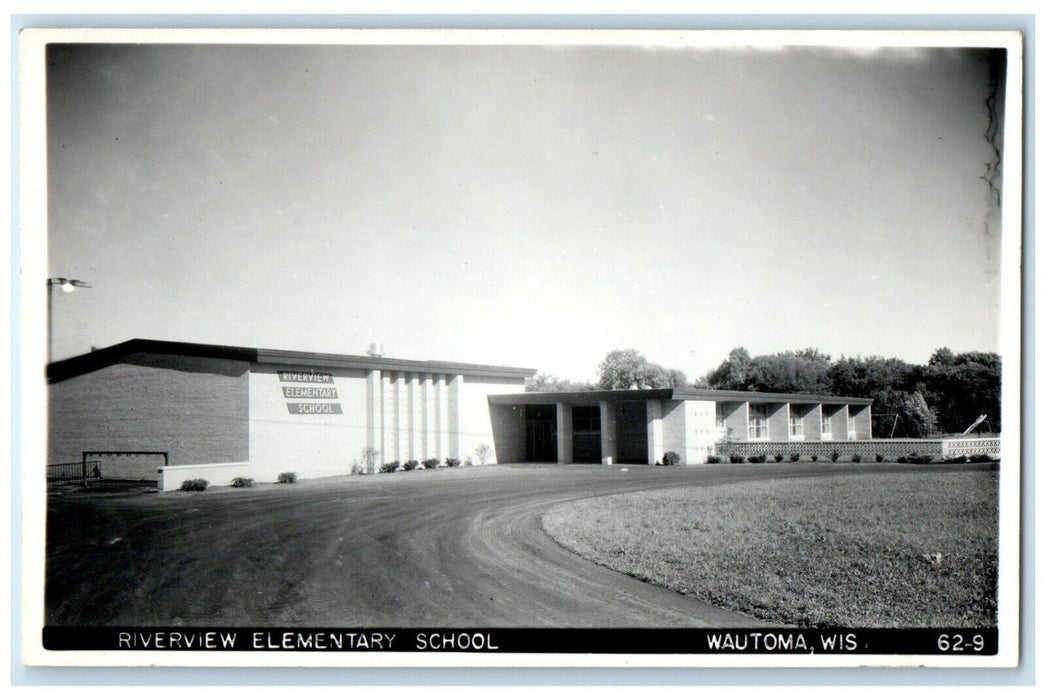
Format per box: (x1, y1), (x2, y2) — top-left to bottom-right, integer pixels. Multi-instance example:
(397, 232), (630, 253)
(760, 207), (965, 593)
(714, 439), (947, 461)
(941, 437), (1001, 458)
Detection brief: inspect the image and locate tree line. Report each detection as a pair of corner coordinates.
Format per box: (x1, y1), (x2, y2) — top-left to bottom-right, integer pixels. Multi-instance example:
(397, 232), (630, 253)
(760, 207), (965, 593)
(525, 347), (1001, 438)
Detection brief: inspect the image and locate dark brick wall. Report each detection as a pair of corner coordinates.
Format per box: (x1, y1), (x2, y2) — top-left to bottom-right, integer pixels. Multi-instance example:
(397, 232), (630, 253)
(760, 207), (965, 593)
(48, 353), (250, 477)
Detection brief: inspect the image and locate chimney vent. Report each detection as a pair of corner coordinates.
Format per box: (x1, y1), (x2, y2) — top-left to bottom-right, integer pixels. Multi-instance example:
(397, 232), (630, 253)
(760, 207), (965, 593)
(367, 342), (384, 358)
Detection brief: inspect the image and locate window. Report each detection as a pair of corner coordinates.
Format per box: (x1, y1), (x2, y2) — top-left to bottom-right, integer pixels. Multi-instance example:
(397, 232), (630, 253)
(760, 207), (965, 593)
(789, 406), (804, 438)
(572, 405), (601, 432)
(847, 407), (857, 438)
(821, 409), (833, 436)
(715, 403), (727, 429)
(748, 404), (768, 439)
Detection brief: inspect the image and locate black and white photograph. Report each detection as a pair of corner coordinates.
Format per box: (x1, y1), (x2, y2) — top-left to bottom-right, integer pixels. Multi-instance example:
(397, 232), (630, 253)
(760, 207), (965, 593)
(18, 27), (1023, 667)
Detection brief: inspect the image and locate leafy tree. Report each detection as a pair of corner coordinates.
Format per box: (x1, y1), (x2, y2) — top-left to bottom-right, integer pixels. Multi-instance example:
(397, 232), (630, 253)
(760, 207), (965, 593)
(919, 349), (1001, 433)
(705, 347), (831, 394)
(928, 347), (957, 366)
(703, 347), (755, 390)
(747, 348), (832, 394)
(828, 356), (915, 397)
(664, 367), (688, 388)
(525, 373), (597, 393)
(598, 349), (687, 390)
(871, 388), (938, 438)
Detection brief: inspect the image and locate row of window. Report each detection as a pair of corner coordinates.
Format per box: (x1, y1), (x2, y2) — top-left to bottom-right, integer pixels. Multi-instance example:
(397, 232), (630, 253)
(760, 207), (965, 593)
(715, 404), (859, 440)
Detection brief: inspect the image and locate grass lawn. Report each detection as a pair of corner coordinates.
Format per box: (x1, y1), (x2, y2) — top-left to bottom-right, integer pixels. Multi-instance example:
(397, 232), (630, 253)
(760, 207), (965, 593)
(542, 470), (998, 627)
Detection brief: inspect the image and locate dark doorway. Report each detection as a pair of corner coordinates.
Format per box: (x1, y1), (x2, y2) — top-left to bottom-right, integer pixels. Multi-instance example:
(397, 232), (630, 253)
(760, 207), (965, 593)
(525, 405), (557, 462)
(572, 405), (602, 463)
(615, 401), (649, 464)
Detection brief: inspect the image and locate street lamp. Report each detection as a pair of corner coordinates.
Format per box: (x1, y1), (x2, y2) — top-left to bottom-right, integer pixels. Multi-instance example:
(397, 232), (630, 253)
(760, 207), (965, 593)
(47, 277), (91, 363)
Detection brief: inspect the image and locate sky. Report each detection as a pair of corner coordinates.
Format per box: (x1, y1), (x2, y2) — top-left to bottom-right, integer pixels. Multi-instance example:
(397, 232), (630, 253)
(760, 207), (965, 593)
(43, 39), (1007, 382)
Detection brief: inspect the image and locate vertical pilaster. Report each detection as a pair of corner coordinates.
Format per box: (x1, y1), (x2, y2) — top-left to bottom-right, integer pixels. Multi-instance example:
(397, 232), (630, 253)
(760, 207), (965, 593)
(409, 373), (422, 461)
(600, 401), (617, 464)
(437, 374), (449, 460)
(802, 404), (821, 441)
(830, 405), (848, 440)
(556, 402), (573, 464)
(855, 404), (872, 439)
(365, 369), (381, 456)
(396, 373), (409, 462)
(767, 403), (789, 441)
(381, 372), (396, 465)
(646, 399), (663, 465)
(423, 373), (436, 459)
(447, 374), (461, 459)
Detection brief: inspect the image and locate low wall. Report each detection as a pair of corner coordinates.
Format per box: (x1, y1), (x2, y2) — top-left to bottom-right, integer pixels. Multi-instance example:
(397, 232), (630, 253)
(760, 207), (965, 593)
(941, 437), (1001, 459)
(713, 439), (978, 461)
(159, 462), (251, 491)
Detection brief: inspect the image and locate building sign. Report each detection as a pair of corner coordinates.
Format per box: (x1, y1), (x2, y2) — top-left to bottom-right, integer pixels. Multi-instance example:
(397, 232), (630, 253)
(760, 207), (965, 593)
(286, 402), (343, 415)
(282, 386), (339, 399)
(278, 371), (334, 384)
(279, 369), (341, 415)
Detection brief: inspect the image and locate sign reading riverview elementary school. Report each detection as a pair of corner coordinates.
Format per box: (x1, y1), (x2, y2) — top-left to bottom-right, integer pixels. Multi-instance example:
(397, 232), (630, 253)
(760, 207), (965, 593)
(279, 370), (342, 414)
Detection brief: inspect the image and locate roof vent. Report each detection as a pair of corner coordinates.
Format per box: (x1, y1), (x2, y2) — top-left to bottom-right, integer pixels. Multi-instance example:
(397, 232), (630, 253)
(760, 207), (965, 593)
(367, 342), (384, 358)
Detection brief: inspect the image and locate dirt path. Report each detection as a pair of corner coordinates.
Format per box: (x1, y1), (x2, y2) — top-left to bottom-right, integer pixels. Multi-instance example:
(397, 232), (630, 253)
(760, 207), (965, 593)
(45, 461), (990, 627)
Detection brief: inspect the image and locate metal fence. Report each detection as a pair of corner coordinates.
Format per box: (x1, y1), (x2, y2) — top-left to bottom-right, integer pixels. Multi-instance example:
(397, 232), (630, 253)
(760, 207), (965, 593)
(47, 460), (101, 485)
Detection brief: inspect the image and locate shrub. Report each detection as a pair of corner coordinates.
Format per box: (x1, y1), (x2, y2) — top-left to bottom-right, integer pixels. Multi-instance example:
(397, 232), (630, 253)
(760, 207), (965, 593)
(464, 456), (474, 467)
(474, 443), (492, 466)
(360, 447), (379, 475)
(663, 451), (681, 466)
(729, 454), (745, 464)
(830, 450), (840, 463)
(811, 454), (819, 462)
(968, 454), (995, 463)
(875, 454), (885, 463)
(896, 454), (910, 464)
(705, 455), (721, 464)
(910, 454), (934, 464)
(851, 454), (862, 463)
(774, 453), (785, 463)
(422, 458), (440, 470)
(402, 459), (419, 472)
(944, 455), (969, 464)
(444, 457), (461, 468)
(231, 476), (254, 488)
(789, 453), (801, 462)
(379, 461), (399, 474)
(277, 472), (297, 484)
(179, 478), (208, 492)
(747, 454), (767, 464)
(350, 460), (366, 475)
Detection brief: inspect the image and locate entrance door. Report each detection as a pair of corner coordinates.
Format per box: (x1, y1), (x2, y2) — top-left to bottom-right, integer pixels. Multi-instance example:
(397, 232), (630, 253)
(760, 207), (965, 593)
(571, 405), (602, 463)
(525, 405), (557, 462)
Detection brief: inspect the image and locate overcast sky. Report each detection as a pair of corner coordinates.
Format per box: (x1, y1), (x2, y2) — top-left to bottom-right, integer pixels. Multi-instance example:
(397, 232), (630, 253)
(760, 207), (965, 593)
(45, 40), (1006, 381)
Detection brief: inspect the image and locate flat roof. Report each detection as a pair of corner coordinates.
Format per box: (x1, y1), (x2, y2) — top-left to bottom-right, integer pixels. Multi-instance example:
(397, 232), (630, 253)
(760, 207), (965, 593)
(47, 339), (537, 382)
(488, 388), (873, 405)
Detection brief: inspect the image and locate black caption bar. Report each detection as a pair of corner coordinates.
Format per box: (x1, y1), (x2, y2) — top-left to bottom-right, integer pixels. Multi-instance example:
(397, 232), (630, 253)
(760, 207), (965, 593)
(42, 627), (998, 655)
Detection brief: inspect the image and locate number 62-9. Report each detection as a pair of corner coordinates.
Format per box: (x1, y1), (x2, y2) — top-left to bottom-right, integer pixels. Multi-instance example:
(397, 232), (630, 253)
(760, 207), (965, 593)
(937, 634), (985, 652)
